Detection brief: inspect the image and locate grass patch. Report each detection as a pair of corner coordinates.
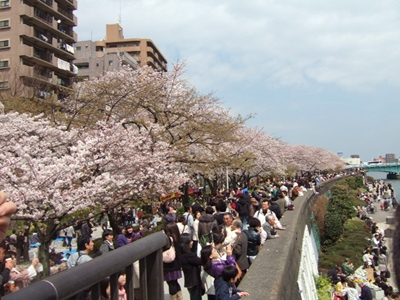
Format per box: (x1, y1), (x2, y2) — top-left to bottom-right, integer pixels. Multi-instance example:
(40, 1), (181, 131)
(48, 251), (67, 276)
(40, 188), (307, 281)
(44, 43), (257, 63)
(319, 217), (370, 272)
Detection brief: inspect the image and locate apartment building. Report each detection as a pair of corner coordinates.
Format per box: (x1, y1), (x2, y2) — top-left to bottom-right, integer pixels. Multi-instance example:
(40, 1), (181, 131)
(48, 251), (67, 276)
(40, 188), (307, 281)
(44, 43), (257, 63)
(74, 40), (138, 81)
(74, 23), (167, 80)
(0, 0), (77, 98)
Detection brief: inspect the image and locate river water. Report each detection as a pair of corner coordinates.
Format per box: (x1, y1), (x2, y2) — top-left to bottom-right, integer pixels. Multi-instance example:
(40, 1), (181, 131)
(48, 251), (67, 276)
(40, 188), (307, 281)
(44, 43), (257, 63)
(367, 171), (400, 198)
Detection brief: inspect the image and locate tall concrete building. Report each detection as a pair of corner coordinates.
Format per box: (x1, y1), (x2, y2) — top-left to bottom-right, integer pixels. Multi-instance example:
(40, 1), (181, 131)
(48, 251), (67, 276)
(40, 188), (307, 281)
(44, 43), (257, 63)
(74, 40), (138, 81)
(74, 23), (167, 80)
(0, 0), (77, 98)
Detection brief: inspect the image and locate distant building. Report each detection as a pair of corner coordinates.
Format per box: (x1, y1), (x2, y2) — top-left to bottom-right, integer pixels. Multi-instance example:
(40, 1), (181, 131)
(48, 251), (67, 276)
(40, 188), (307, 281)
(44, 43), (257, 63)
(342, 157), (361, 165)
(74, 24), (167, 80)
(385, 153), (398, 163)
(350, 154), (360, 158)
(372, 156), (385, 163)
(0, 0), (78, 98)
(74, 40), (138, 81)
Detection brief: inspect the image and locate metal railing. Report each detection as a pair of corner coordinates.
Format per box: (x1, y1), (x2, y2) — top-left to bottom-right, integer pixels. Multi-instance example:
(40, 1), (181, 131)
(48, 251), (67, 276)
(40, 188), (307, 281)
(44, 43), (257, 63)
(4, 231), (169, 300)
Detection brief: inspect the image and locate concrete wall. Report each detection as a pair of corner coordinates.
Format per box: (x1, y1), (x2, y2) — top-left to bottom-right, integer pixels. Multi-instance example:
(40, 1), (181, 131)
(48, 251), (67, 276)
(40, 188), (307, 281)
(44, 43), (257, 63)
(239, 179), (340, 300)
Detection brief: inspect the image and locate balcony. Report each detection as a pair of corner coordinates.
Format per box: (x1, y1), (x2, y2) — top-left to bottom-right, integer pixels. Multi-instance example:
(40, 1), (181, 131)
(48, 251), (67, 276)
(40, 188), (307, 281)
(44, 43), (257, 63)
(57, 22), (77, 42)
(40, 0), (53, 6)
(19, 65), (56, 91)
(20, 44), (55, 69)
(34, 7), (53, 25)
(20, 24), (52, 47)
(20, 25), (76, 61)
(55, 3), (77, 26)
(21, 5), (53, 31)
(21, 6), (76, 43)
(20, 44), (75, 79)
(118, 52), (139, 69)
(56, 0), (77, 10)
(23, 0), (53, 10)
(54, 57), (76, 77)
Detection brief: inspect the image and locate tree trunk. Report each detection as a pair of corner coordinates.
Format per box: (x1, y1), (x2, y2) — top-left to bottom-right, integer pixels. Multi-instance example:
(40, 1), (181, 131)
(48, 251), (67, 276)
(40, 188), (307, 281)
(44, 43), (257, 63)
(108, 210), (119, 237)
(38, 240), (51, 277)
(23, 224), (30, 262)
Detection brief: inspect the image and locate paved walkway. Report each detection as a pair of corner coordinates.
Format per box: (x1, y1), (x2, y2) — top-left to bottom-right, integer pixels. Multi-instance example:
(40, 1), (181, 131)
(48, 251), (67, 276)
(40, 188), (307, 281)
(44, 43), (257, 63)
(365, 202), (397, 290)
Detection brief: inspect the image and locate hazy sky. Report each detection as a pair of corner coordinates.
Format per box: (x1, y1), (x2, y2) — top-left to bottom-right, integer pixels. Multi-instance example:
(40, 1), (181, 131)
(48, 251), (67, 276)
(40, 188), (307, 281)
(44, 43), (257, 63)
(75, 0), (400, 162)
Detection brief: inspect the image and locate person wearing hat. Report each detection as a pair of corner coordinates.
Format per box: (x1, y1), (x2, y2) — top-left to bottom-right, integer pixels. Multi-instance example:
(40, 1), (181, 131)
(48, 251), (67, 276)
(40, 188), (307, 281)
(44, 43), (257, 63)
(341, 258), (354, 276)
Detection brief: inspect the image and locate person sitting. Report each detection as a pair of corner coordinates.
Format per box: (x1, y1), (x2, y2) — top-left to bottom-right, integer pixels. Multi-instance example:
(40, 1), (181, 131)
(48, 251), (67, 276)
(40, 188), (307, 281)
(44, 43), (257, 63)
(5, 251), (29, 292)
(214, 265), (249, 299)
(327, 265), (346, 285)
(27, 257), (43, 282)
(341, 258), (354, 276)
(341, 280), (359, 300)
(358, 281), (373, 300)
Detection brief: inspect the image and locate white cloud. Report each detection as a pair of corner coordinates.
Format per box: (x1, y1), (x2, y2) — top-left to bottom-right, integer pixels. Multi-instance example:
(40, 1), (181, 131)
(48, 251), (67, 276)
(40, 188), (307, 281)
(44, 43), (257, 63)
(76, 1), (400, 91)
(75, 0), (400, 159)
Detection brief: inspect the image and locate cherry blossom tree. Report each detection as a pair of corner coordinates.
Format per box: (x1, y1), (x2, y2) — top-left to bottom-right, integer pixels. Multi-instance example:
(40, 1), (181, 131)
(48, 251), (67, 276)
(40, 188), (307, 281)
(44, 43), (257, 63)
(285, 144), (344, 177)
(0, 111), (188, 275)
(62, 63), (248, 160)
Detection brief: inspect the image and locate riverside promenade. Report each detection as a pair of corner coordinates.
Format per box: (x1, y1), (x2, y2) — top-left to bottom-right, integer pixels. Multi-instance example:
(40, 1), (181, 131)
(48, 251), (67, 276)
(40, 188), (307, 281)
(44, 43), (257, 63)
(367, 202), (397, 290)
(47, 199), (396, 300)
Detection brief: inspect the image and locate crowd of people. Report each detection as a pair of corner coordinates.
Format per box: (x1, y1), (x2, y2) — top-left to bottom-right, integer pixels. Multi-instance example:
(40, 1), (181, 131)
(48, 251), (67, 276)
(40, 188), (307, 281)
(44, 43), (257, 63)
(0, 171), (371, 300)
(327, 180), (399, 300)
(158, 176), (331, 300)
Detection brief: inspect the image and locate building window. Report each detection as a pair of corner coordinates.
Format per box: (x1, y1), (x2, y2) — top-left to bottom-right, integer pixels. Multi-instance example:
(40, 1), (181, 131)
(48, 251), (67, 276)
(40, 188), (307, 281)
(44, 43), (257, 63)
(96, 63), (99, 67)
(0, 60), (8, 68)
(109, 60), (113, 66)
(76, 46), (81, 51)
(0, 39), (9, 47)
(0, 19), (9, 27)
(0, 1), (10, 8)
(0, 81), (8, 88)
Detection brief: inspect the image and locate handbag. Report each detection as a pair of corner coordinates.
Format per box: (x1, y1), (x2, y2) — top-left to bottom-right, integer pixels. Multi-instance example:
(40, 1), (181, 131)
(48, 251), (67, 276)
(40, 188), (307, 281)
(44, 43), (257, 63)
(162, 238), (176, 263)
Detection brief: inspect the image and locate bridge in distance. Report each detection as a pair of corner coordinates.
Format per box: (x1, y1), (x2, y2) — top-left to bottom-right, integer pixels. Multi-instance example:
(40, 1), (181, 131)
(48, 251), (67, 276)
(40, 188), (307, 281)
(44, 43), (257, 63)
(345, 162), (400, 179)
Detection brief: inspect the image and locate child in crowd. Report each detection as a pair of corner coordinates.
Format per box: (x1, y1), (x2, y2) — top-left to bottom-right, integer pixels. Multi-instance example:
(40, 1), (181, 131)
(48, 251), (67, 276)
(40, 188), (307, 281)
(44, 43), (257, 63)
(215, 265), (249, 300)
(107, 273), (127, 300)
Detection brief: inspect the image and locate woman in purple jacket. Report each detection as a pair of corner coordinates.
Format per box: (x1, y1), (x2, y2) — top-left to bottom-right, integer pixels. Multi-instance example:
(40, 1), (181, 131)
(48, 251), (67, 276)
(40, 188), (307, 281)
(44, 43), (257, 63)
(201, 243), (236, 300)
(116, 226), (129, 248)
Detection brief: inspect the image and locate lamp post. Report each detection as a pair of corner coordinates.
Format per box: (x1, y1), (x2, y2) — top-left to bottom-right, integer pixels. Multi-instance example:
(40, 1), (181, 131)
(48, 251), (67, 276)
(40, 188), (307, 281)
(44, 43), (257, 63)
(226, 167), (229, 191)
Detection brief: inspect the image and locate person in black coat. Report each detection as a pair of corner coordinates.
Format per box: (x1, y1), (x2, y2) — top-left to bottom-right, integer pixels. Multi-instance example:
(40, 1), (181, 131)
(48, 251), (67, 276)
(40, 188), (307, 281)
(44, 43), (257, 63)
(178, 233), (203, 300)
(235, 194), (250, 230)
(243, 218), (261, 264)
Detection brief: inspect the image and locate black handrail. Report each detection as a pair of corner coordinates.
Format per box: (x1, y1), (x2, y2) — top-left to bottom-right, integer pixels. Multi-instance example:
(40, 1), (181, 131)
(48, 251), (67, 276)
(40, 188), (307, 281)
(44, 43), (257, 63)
(4, 231), (169, 300)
